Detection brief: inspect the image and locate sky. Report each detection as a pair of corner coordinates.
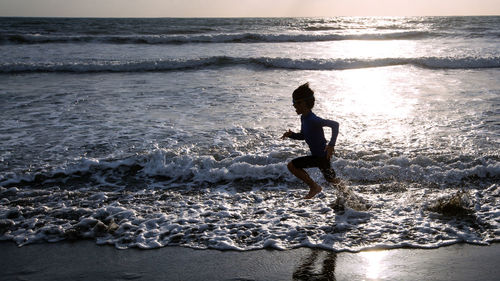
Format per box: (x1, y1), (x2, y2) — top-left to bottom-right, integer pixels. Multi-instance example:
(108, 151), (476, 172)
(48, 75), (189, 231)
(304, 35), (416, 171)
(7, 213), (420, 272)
(1, 0), (500, 17)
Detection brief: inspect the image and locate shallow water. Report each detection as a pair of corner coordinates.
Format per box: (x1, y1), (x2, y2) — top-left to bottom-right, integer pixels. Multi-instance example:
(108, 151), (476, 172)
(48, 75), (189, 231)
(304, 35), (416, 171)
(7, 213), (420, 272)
(0, 17), (499, 251)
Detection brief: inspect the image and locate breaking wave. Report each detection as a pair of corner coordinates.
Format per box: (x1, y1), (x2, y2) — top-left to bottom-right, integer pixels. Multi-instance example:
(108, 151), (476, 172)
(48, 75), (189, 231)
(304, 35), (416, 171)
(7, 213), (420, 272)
(1, 149), (499, 250)
(1, 56), (500, 74)
(0, 31), (434, 45)
(1, 149), (498, 190)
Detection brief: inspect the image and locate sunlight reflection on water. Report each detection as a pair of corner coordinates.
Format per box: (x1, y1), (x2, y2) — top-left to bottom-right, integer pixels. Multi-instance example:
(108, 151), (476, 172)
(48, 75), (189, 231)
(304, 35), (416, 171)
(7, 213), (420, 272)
(360, 250), (389, 280)
(311, 66), (419, 154)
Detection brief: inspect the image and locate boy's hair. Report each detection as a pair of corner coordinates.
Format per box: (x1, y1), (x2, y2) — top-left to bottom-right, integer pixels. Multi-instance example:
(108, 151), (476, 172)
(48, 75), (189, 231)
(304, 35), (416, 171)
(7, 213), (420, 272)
(293, 82), (315, 109)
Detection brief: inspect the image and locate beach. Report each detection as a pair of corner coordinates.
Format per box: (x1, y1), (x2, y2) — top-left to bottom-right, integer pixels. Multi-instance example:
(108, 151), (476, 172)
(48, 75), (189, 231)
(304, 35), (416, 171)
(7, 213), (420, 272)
(1, 241), (499, 281)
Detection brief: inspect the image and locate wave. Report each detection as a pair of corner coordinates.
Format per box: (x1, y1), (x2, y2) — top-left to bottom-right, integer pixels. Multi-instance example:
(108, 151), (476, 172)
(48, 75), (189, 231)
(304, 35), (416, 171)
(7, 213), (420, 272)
(1, 149), (498, 190)
(0, 151), (289, 191)
(1, 149), (498, 250)
(2, 56), (500, 74)
(0, 31), (434, 45)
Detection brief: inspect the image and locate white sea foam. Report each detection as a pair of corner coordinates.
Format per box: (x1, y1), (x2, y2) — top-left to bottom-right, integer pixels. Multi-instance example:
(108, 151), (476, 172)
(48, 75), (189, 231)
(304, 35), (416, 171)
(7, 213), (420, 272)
(1, 180), (498, 250)
(1, 148), (498, 189)
(1, 149), (498, 250)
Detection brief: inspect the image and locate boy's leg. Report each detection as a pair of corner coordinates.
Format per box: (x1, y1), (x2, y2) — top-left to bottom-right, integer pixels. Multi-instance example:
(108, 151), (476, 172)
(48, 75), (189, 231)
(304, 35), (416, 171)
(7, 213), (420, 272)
(288, 158), (322, 199)
(319, 158), (340, 185)
(321, 168), (340, 184)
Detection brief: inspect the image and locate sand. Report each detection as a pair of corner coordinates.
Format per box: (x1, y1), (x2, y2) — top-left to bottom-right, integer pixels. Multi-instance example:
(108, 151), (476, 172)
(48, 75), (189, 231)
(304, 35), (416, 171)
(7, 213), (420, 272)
(1, 241), (499, 281)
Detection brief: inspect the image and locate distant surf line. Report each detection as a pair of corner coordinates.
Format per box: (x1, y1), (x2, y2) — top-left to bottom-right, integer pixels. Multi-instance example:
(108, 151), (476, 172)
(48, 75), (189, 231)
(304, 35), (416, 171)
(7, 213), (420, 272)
(0, 31), (442, 45)
(1, 56), (500, 74)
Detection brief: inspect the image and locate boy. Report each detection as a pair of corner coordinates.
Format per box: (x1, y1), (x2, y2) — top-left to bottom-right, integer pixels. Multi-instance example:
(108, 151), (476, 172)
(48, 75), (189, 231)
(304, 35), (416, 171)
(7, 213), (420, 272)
(281, 83), (340, 199)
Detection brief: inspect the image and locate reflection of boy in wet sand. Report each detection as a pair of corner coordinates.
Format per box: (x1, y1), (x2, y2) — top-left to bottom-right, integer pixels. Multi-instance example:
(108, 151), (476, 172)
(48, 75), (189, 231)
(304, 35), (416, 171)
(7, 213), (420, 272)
(293, 249), (336, 281)
(282, 83), (340, 199)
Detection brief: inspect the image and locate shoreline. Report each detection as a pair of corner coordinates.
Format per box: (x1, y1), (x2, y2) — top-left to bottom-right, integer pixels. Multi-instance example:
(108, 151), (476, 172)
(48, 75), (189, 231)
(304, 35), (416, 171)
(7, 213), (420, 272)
(1, 241), (499, 281)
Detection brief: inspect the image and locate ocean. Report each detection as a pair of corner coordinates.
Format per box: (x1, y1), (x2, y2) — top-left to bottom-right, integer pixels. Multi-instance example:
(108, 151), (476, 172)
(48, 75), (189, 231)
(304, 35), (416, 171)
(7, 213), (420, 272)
(0, 16), (498, 251)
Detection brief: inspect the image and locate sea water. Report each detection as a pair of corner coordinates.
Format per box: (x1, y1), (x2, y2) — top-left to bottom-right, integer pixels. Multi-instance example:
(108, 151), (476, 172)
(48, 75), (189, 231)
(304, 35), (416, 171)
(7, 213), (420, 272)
(0, 17), (498, 251)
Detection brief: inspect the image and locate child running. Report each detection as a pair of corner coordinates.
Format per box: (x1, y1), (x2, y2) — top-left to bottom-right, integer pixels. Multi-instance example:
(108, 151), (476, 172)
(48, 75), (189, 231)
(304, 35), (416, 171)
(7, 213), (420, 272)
(281, 83), (340, 199)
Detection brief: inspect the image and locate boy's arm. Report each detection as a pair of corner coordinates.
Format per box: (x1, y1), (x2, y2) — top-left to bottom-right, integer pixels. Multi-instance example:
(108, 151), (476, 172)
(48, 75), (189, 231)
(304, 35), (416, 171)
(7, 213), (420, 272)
(289, 131), (305, 140)
(319, 118), (339, 147)
(281, 129), (304, 140)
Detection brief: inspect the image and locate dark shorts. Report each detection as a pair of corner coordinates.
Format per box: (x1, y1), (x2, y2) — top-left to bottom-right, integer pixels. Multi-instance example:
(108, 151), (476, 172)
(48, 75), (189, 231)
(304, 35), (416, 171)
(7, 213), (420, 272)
(291, 156), (336, 181)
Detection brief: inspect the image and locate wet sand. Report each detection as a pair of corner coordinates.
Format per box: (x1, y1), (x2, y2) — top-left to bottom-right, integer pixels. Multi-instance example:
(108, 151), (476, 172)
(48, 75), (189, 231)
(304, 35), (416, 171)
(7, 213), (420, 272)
(1, 241), (499, 281)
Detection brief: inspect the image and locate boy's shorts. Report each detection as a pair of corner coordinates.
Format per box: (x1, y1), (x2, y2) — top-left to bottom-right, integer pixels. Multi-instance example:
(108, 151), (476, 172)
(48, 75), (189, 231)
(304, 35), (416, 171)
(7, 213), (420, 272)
(291, 155), (336, 181)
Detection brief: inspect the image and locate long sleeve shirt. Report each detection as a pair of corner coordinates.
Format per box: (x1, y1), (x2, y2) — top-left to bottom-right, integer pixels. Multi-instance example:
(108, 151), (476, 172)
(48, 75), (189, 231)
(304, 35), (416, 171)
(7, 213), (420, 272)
(289, 112), (339, 157)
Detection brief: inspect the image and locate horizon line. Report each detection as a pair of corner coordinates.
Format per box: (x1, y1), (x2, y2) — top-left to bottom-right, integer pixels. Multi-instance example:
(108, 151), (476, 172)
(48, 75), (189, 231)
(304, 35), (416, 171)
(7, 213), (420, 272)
(1, 14), (499, 19)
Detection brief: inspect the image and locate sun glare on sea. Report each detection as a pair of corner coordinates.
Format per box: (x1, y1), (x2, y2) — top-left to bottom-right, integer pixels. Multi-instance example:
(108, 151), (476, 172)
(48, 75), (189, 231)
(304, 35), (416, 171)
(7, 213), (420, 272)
(319, 35), (418, 120)
(319, 62), (418, 145)
(323, 66), (416, 118)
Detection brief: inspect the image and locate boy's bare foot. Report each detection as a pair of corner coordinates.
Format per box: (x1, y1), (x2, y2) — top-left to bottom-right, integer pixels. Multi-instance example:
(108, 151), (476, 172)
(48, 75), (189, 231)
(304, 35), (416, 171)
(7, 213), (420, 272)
(304, 184), (322, 199)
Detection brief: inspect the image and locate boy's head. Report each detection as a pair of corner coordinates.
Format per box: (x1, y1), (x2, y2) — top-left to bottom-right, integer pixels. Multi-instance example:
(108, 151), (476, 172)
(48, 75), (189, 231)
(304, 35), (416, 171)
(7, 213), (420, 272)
(293, 82), (315, 109)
